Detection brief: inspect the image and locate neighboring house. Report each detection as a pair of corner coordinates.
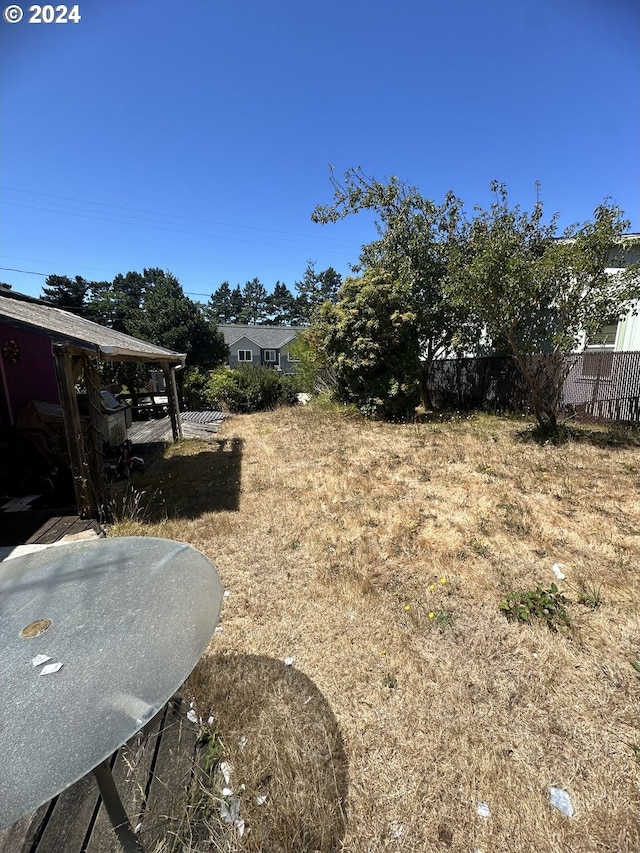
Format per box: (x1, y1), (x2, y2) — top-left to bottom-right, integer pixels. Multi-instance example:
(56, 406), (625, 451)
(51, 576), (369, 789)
(560, 236), (640, 422)
(218, 324), (304, 374)
(428, 235), (640, 422)
(0, 287), (186, 515)
(578, 235), (640, 353)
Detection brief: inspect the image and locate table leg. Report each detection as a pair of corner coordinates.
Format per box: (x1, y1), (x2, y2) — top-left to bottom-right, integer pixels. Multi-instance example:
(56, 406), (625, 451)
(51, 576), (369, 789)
(93, 760), (144, 853)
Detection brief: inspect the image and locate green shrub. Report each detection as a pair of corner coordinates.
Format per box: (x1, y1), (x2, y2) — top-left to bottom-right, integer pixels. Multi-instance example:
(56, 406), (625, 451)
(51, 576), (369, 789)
(207, 366), (298, 414)
(181, 367), (211, 410)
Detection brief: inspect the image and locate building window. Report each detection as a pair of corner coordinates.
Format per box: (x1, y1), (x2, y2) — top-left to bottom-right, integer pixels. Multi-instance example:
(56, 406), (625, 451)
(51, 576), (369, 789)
(238, 350), (252, 362)
(263, 349), (278, 364)
(587, 319), (619, 348)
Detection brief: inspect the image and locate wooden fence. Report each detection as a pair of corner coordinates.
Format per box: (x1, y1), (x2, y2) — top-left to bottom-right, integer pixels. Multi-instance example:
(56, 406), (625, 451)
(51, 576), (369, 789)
(427, 351), (640, 425)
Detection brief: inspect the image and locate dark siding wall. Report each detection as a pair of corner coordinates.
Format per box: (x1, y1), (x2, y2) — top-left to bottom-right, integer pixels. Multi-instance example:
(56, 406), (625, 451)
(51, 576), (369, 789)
(0, 324), (59, 424)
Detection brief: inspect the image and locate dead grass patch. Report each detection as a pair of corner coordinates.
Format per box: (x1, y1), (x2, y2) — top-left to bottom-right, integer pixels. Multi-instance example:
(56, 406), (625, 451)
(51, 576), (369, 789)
(112, 407), (640, 852)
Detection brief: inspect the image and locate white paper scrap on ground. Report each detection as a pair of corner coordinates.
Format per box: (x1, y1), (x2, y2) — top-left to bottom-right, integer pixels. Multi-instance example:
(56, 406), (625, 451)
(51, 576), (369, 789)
(256, 795), (267, 805)
(388, 821), (404, 839)
(283, 656), (295, 666)
(40, 662), (63, 675)
(220, 796), (241, 824)
(220, 761), (232, 785)
(235, 818), (245, 837)
(551, 562), (566, 580)
(222, 787), (233, 797)
(238, 735), (248, 749)
(550, 786), (574, 816)
(477, 801), (491, 818)
(32, 654), (51, 667)
(186, 709), (199, 724)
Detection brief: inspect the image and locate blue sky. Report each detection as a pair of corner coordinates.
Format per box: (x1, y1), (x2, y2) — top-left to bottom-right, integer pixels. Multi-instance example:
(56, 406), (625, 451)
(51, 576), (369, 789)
(1, 0), (638, 303)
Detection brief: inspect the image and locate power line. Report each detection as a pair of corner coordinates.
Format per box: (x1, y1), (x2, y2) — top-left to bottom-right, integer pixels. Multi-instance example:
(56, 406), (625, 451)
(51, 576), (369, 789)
(0, 266), (285, 300)
(0, 266), (48, 277)
(1, 185), (361, 247)
(2, 199), (361, 258)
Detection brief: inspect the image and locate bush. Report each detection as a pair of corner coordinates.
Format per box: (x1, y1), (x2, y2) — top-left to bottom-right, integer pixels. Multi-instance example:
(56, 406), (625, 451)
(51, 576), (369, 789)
(181, 367), (211, 410)
(207, 366), (299, 414)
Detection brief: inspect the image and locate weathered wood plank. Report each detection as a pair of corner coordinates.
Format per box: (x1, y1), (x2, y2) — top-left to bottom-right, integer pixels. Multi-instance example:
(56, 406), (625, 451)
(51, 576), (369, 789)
(0, 697), (200, 853)
(29, 516), (79, 544)
(128, 419), (172, 445)
(0, 802), (51, 853)
(84, 717), (163, 853)
(32, 769), (102, 853)
(139, 699), (198, 853)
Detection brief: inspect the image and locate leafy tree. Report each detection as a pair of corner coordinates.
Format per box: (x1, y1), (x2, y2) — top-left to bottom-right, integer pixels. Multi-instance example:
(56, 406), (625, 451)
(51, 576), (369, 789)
(288, 326), (337, 394)
(266, 281), (297, 325)
(315, 269), (421, 419)
(134, 269), (227, 370)
(447, 183), (638, 430)
(294, 261), (342, 323)
(312, 168), (475, 404)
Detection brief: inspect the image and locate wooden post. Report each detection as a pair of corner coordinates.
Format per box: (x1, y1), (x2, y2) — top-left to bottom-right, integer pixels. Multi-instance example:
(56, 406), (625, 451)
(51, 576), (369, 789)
(53, 347), (97, 518)
(162, 363), (182, 442)
(83, 355), (108, 515)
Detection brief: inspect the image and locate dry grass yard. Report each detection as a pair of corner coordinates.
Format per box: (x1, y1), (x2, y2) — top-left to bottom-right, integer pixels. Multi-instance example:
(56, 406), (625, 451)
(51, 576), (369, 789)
(112, 405), (640, 853)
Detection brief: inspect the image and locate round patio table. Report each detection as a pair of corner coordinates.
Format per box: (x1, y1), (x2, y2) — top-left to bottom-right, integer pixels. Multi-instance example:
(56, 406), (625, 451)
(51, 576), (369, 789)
(0, 536), (223, 851)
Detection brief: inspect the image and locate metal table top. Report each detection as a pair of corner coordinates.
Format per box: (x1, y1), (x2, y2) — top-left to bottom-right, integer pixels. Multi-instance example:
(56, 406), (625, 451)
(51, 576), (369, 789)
(0, 536), (223, 829)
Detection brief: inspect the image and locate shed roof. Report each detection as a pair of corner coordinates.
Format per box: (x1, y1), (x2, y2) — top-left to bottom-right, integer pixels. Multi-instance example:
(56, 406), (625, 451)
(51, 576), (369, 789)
(219, 324), (303, 349)
(0, 291), (186, 364)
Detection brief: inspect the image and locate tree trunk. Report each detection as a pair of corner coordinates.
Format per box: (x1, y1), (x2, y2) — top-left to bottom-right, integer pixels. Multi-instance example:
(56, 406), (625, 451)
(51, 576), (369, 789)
(419, 361), (434, 410)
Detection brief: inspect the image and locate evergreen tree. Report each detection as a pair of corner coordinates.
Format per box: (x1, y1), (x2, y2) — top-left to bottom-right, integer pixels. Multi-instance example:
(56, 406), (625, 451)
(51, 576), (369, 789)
(207, 281), (233, 323)
(266, 281), (297, 325)
(41, 275), (90, 313)
(241, 277), (268, 324)
(294, 262), (342, 323)
(229, 285), (245, 323)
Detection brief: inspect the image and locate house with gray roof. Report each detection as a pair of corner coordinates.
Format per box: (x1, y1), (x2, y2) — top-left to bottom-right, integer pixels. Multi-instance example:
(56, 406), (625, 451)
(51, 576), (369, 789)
(219, 325), (304, 374)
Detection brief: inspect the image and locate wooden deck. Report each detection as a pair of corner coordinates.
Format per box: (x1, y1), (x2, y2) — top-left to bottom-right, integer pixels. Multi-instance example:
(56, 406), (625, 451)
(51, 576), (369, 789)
(128, 411), (225, 445)
(0, 696), (211, 853)
(0, 510), (102, 549)
(0, 411), (224, 548)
